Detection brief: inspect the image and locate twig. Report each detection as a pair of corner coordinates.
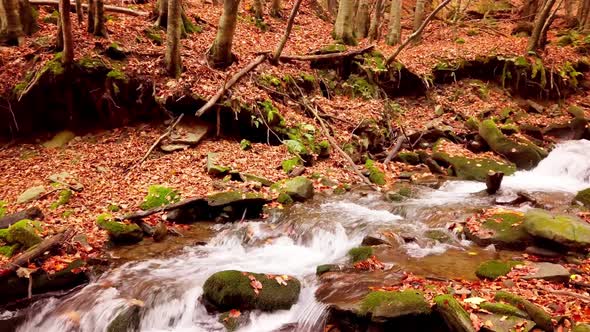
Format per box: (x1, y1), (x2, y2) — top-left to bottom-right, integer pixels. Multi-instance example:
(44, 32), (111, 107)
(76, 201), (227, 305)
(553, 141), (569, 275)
(272, 0), (304, 63)
(384, 136), (404, 164)
(385, 0), (452, 66)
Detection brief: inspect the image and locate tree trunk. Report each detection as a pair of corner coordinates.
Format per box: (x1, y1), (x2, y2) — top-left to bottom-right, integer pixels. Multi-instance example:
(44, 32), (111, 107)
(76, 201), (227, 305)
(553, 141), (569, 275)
(208, 0), (240, 68)
(414, 0), (426, 31)
(87, 0), (94, 32)
(271, 0), (280, 17)
(579, 0), (590, 30)
(165, 0), (182, 77)
(354, 0), (369, 38)
(155, 0), (167, 27)
(252, 0), (263, 20)
(0, 0), (24, 45)
(93, 0), (107, 36)
(386, 0), (402, 45)
(521, 0), (540, 21)
(527, 0), (557, 52)
(74, 0), (82, 24)
(56, 15), (63, 50)
(367, 0), (382, 41)
(334, 0), (355, 44)
(59, 0), (73, 65)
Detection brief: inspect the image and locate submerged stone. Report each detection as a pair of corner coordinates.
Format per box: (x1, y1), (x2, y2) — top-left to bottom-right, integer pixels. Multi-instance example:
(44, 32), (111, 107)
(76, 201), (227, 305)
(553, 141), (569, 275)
(202, 270), (301, 312)
(359, 290), (431, 320)
(524, 209), (590, 250)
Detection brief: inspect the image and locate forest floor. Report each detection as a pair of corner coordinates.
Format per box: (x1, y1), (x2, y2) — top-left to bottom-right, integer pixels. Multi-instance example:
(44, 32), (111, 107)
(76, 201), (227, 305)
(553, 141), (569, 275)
(2, 0), (590, 328)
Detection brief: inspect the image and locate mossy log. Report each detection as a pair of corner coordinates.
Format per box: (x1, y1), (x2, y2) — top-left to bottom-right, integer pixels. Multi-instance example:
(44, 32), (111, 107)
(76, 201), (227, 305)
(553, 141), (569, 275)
(494, 291), (553, 331)
(0, 207), (44, 229)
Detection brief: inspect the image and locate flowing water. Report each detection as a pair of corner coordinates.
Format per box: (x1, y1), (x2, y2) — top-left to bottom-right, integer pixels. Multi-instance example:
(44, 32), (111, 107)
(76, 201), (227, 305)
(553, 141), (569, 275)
(7, 140), (590, 332)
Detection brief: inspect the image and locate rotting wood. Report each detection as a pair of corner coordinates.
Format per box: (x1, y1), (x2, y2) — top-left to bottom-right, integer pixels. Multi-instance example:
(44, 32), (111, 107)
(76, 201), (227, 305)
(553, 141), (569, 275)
(383, 136), (404, 164)
(29, 0), (149, 16)
(279, 44), (375, 62)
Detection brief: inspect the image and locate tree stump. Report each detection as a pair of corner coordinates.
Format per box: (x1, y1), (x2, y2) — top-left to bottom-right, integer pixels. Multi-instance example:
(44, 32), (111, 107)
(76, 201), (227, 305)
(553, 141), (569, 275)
(486, 171), (504, 195)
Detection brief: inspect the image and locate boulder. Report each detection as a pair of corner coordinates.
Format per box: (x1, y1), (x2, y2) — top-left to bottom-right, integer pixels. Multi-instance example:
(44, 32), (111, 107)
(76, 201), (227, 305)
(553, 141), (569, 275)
(207, 152), (231, 177)
(97, 214), (143, 244)
(359, 290), (431, 321)
(17, 186), (46, 204)
(202, 270), (301, 312)
(280, 177), (314, 202)
(475, 260), (519, 280)
(465, 211), (533, 249)
(494, 291), (552, 332)
(6, 219), (42, 248)
(524, 209), (590, 250)
(432, 139), (515, 181)
(396, 151), (421, 165)
(434, 294), (476, 332)
(574, 188), (590, 208)
(48, 172), (83, 191)
(479, 120), (547, 169)
(522, 262), (570, 283)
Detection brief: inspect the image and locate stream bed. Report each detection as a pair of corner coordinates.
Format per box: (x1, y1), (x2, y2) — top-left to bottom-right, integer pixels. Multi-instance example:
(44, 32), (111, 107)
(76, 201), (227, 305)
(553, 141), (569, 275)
(6, 140), (590, 332)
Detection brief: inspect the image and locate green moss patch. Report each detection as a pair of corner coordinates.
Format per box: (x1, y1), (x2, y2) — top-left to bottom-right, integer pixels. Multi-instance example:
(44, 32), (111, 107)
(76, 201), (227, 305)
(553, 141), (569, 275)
(365, 159), (386, 185)
(96, 214), (143, 244)
(494, 291), (552, 331)
(524, 209), (590, 250)
(479, 301), (528, 318)
(50, 189), (72, 209)
(140, 185), (180, 210)
(0, 243), (21, 258)
(475, 260), (520, 280)
(6, 219), (42, 248)
(360, 290), (431, 318)
(348, 246), (373, 263)
(575, 188), (590, 208)
(434, 294), (475, 332)
(466, 211), (533, 249)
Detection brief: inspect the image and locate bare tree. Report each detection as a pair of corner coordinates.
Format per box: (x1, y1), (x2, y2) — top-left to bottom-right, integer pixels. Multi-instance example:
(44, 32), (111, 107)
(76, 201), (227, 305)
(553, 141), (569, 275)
(527, 0), (557, 52)
(334, 0), (355, 44)
(87, 0), (95, 32)
(208, 0), (240, 68)
(165, 0), (182, 77)
(521, 0), (540, 21)
(59, 0), (73, 65)
(0, 0), (36, 45)
(414, 0), (426, 35)
(93, 0), (108, 36)
(354, 0), (370, 38)
(368, 0), (383, 41)
(386, 0), (402, 45)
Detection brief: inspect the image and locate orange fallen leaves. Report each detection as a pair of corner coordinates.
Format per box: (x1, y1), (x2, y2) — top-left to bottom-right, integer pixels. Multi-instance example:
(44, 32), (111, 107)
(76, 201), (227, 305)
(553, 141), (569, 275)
(353, 255), (385, 271)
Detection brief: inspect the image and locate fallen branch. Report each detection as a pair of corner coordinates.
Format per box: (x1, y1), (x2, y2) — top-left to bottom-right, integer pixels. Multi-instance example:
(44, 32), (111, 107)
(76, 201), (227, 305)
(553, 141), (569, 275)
(540, 286), (590, 303)
(195, 54), (267, 117)
(119, 196), (207, 221)
(385, 0), (452, 66)
(29, 0), (149, 16)
(2, 229), (75, 275)
(383, 136), (404, 164)
(271, 0), (304, 63)
(279, 44), (375, 62)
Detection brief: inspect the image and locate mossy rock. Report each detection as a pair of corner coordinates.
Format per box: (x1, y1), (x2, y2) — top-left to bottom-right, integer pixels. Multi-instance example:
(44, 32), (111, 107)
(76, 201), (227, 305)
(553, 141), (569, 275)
(479, 120), (547, 169)
(50, 189), (72, 209)
(218, 310), (248, 331)
(277, 192), (294, 205)
(574, 188), (590, 208)
(396, 151), (420, 165)
(432, 139), (516, 181)
(105, 42), (127, 60)
(0, 243), (20, 258)
(574, 324), (590, 332)
(239, 173), (273, 187)
(524, 209), (590, 250)
(6, 219), (42, 248)
(239, 139), (252, 151)
(284, 139), (311, 162)
(107, 305), (140, 332)
(281, 157), (302, 173)
(139, 185), (180, 210)
(0, 228), (8, 242)
(17, 185), (46, 204)
(479, 301), (528, 318)
(280, 177), (314, 202)
(347, 246), (372, 263)
(494, 291), (552, 331)
(478, 313), (535, 332)
(359, 290), (431, 320)
(316, 264), (340, 276)
(465, 117), (480, 132)
(206, 191), (266, 207)
(365, 159), (386, 185)
(475, 260), (519, 280)
(202, 270), (301, 312)
(96, 214), (143, 244)
(465, 211), (533, 249)
(317, 140), (330, 159)
(434, 294), (476, 332)
(207, 152), (231, 177)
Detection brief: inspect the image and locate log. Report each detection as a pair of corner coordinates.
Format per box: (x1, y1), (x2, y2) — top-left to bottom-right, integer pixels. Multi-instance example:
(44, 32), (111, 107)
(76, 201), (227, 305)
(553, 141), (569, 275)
(1, 229), (75, 275)
(29, 0), (149, 16)
(0, 207), (44, 229)
(383, 136), (404, 164)
(485, 171), (504, 195)
(119, 196), (207, 221)
(278, 44), (375, 62)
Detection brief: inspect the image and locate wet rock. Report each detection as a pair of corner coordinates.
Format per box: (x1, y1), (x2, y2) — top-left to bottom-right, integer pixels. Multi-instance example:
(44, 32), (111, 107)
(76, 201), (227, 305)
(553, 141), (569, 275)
(524, 209), (590, 250)
(475, 260), (519, 280)
(432, 139), (515, 181)
(347, 246), (373, 263)
(17, 186), (46, 204)
(359, 290), (431, 322)
(479, 120), (547, 169)
(424, 229), (452, 243)
(479, 302), (528, 318)
(478, 313), (535, 332)
(164, 199), (208, 223)
(107, 304), (140, 332)
(574, 188), (590, 208)
(207, 152), (231, 177)
(152, 222), (167, 242)
(524, 246), (561, 258)
(219, 310), (249, 331)
(202, 270), (301, 312)
(97, 214), (143, 244)
(42, 130), (76, 148)
(465, 211), (533, 250)
(365, 159), (386, 185)
(361, 235), (389, 246)
(396, 151), (420, 165)
(494, 291), (552, 331)
(316, 264), (341, 276)
(522, 262), (570, 283)
(0, 207), (44, 229)
(280, 176), (314, 202)
(434, 294), (476, 332)
(48, 172), (84, 192)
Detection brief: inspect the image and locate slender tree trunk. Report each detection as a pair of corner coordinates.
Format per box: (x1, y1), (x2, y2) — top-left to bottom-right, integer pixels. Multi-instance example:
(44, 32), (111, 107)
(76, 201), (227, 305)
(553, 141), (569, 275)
(271, 0), (281, 17)
(155, 0), (168, 27)
(527, 0), (557, 52)
(579, 0), (590, 30)
(0, 0), (24, 45)
(386, 0), (402, 45)
(59, 0), (73, 65)
(414, 0), (426, 30)
(87, 0), (95, 32)
(93, 0), (107, 36)
(354, 0), (369, 38)
(334, 0), (355, 44)
(75, 0), (82, 24)
(165, 0), (182, 77)
(368, 0), (383, 41)
(208, 0), (240, 68)
(252, 0), (263, 20)
(56, 16), (63, 50)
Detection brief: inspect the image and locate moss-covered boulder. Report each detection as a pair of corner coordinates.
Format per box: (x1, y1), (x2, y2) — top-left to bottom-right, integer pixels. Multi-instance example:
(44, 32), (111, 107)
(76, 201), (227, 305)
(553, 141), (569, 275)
(202, 270), (301, 312)
(280, 177), (314, 202)
(207, 191), (266, 207)
(6, 219), (42, 248)
(465, 211), (533, 249)
(347, 246), (373, 263)
(524, 209), (590, 250)
(475, 260), (519, 280)
(50, 189), (72, 209)
(207, 152), (231, 177)
(359, 290), (431, 320)
(432, 139), (516, 181)
(434, 294), (476, 332)
(96, 214), (143, 244)
(396, 151), (420, 165)
(574, 324), (590, 332)
(139, 185), (180, 210)
(479, 120), (547, 169)
(107, 305), (140, 332)
(365, 159), (386, 185)
(574, 188), (590, 208)
(218, 310), (249, 332)
(494, 291), (552, 331)
(479, 302), (528, 318)
(0, 243), (20, 258)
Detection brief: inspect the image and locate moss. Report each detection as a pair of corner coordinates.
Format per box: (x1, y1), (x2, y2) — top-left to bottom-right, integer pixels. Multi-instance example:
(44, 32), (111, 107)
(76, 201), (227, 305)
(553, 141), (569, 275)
(203, 270), (301, 312)
(575, 188), (590, 208)
(77, 56), (105, 69)
(206, 191), (264, 207)
(360, 290), (431, 318)
(207, 152), (231, 177)
(50, 189), (72, 209)
(348, 246), (373, 263)
(397, 152), (420, 165)
(284, 139), (310, 161)
(144, 27), (163, 45)
(316, 264), (339, 276)
(434, 294), (475, 332)
(0, 228), (8, 242)
(107, 204), (121, 212)
(467, 212), (533, 249)
(494, 291), (553, 331)
(281, 157), (301, 173)
(346, 75), (376, 99)
(62, 209), (74, 218)
(574, 324), (590, 332)
(140, 185), (180, 210)
(365, 159), (386, 185)
(479, 301), (528, 318)
(475, 260), (519, 280)
(239, 139), (252, 151)
(277, 192), (294, 205)
(524, 209), (590, 250)
(455, 38), (466, 44)
(218, 311), (241, 331)
(321, 44), (347, 53)
(280, 176), (314, 201)
(107, 69), (128, 82)
(300, 73), (315, 84)
(0, 200), (6, 218)
(259, 74), (282, 87)
(6, 219), (42, 248)
(0, 243), (20, 258)
(96, 214), (143, 244)
(318, 140), (330, 158)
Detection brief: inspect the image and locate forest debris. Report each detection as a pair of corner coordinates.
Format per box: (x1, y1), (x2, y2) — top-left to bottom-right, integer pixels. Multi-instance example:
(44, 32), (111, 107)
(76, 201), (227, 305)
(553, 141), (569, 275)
(29, 0), (149, 16)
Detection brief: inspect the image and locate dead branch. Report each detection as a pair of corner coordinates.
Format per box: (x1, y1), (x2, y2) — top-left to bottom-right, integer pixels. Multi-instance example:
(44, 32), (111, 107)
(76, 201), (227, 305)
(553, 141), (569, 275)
(279, 44), (375, 62)
(385, 0), (452, 66)
(272, 0), (305, 63)
(29, 0), (149, 16)
(384, 136), (404, 164)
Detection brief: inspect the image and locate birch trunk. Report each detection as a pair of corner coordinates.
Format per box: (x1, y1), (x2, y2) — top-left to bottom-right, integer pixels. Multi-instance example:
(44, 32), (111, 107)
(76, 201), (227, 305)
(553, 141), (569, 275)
(386, 0), (402, 45)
